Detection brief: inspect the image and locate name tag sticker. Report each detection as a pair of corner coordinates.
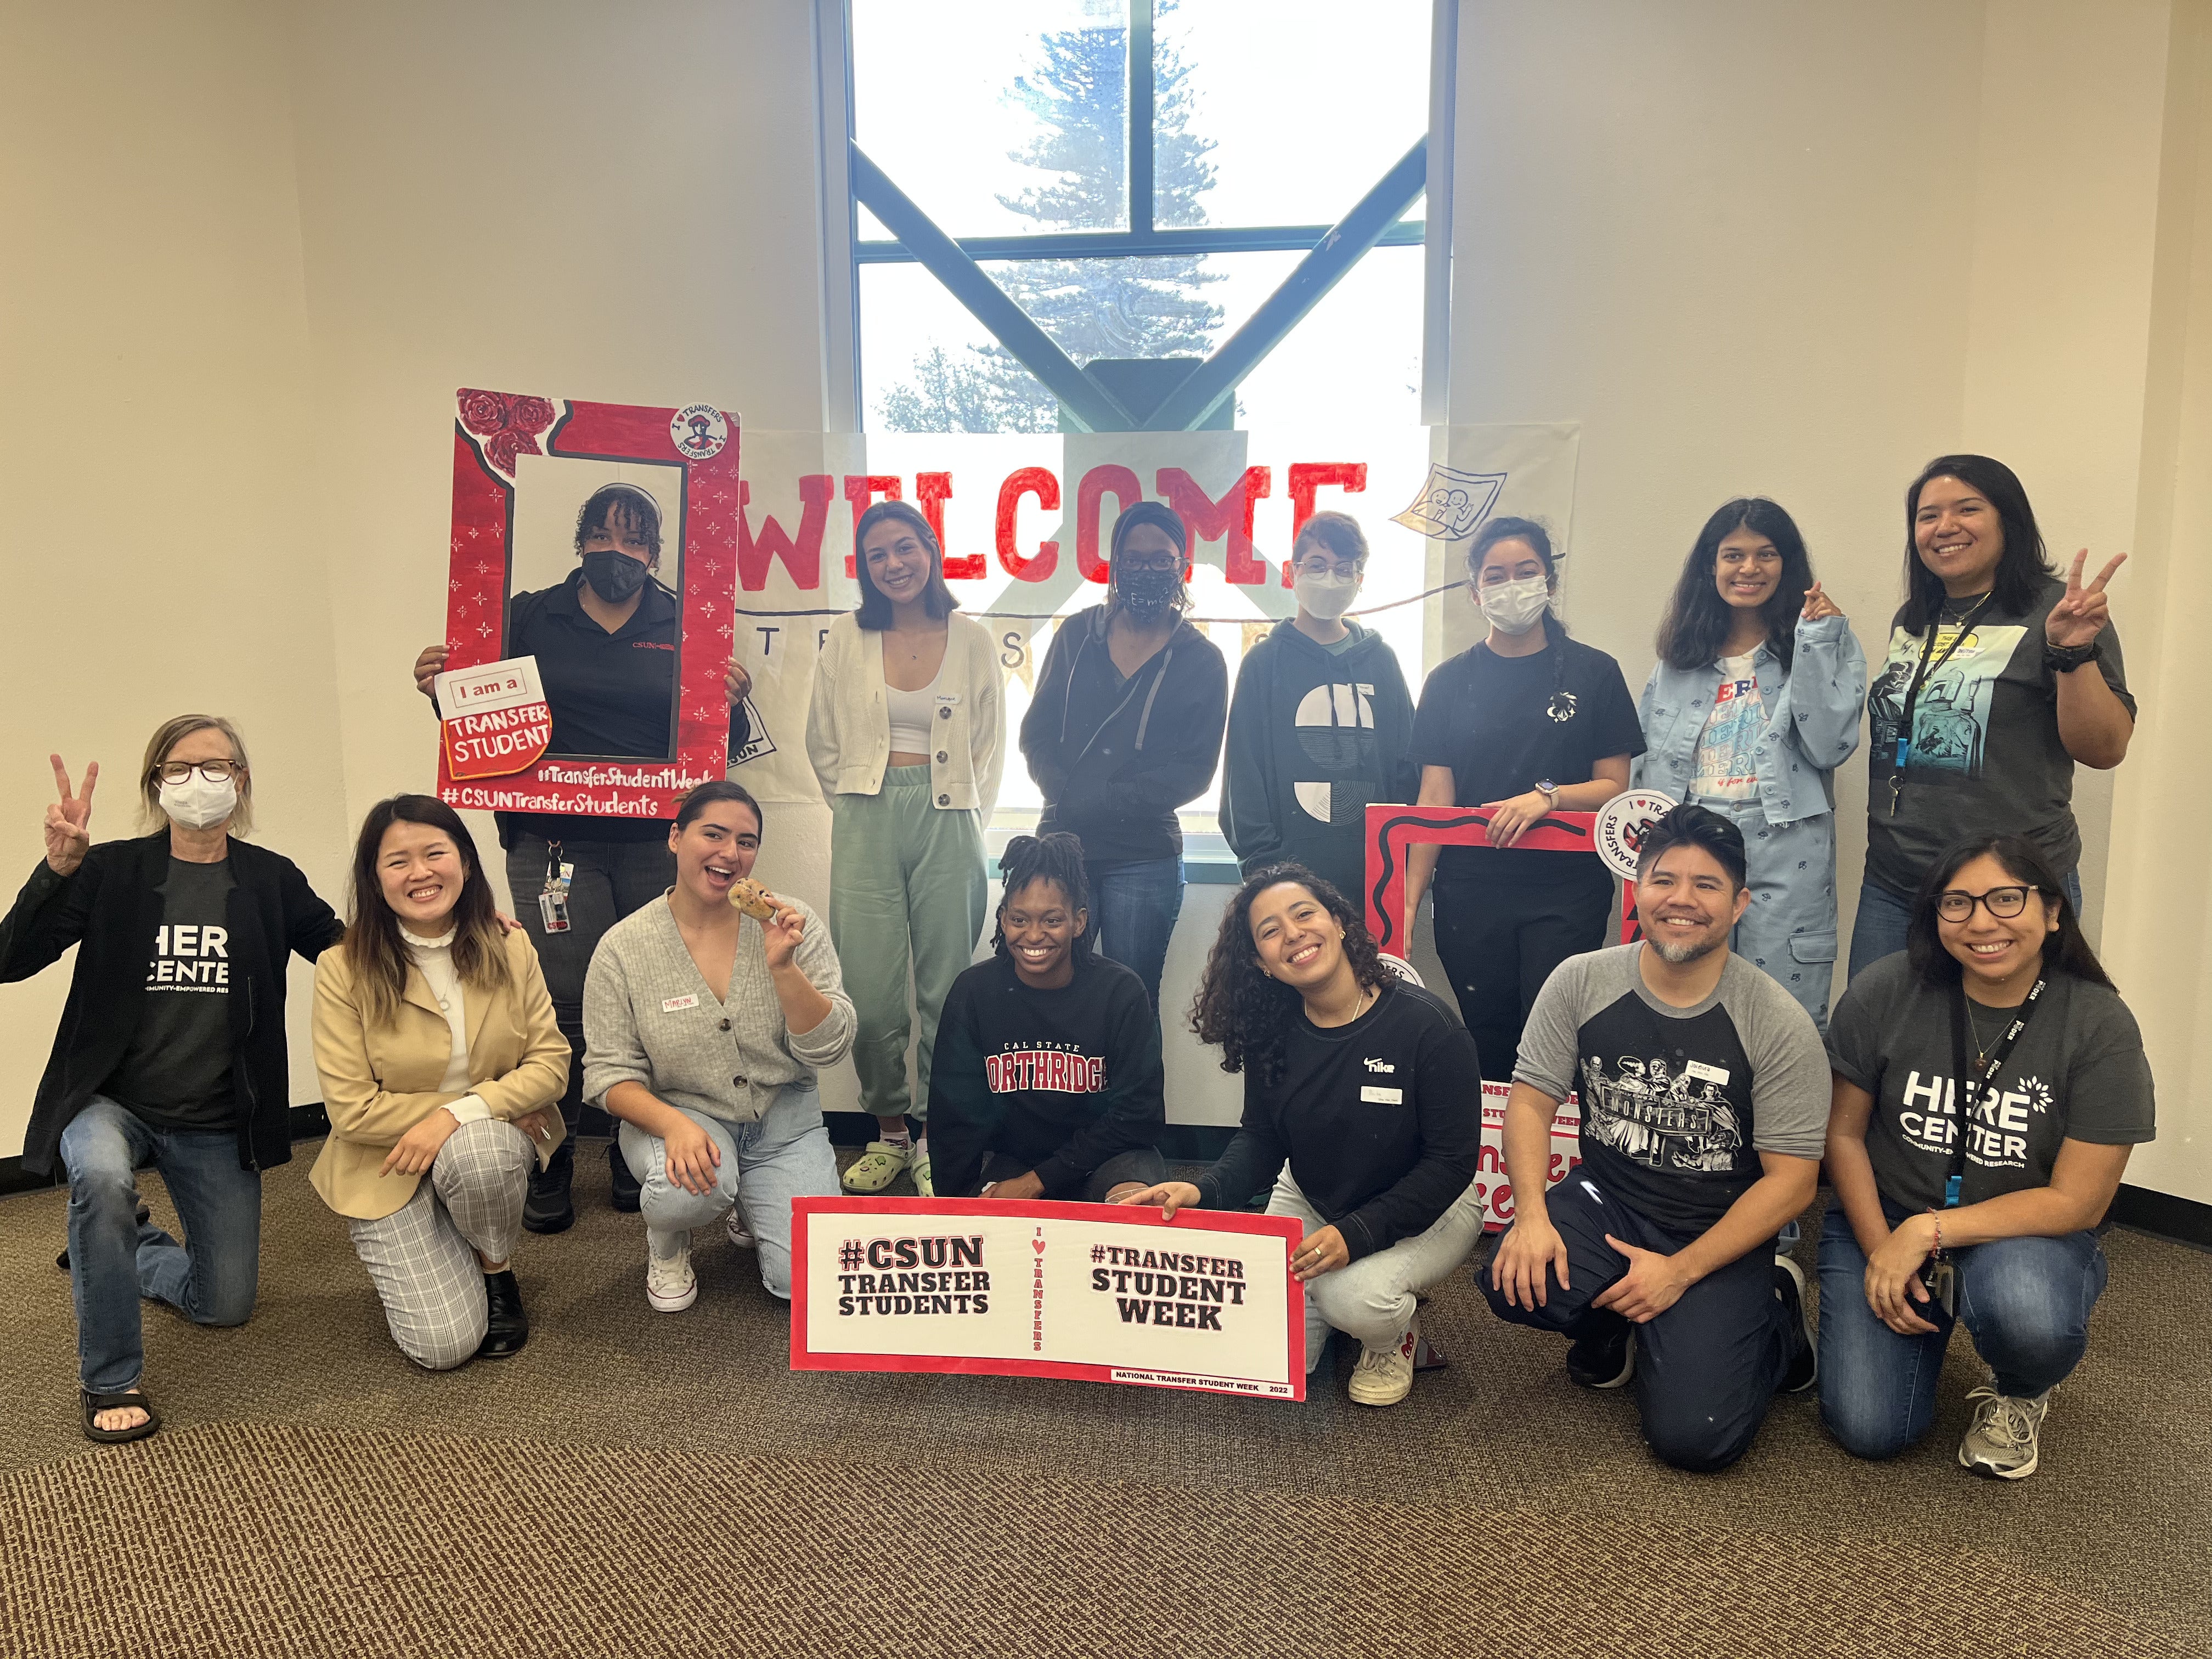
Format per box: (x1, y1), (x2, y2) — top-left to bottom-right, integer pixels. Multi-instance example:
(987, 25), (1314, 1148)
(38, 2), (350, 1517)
(1686, 1060), (1729, 1086)
(1360, 1085), (1405, 1105)
(662, 994), (701, 1013)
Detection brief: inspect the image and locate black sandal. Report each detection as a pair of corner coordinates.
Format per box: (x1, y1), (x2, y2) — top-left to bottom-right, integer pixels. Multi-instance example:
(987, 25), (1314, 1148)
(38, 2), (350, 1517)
(81, 1387), (161, 1444)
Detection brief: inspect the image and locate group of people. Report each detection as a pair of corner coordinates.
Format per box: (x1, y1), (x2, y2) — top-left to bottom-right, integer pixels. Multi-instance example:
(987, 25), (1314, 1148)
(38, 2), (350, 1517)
(2, 454), (2153, 1486)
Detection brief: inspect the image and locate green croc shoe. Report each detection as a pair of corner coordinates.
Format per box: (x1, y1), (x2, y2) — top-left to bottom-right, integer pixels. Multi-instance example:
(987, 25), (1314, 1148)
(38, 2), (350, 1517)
(842, 1140), (911, 1194)
(911, 1149), (935, 1198)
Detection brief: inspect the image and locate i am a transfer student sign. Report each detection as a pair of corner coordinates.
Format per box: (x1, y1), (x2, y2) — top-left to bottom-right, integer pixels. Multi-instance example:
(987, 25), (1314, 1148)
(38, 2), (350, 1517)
(791, 1197), (1306, 1402)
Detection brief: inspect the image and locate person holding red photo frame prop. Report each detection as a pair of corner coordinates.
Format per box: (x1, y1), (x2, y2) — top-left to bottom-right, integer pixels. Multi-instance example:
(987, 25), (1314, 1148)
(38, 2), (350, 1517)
(414, 394), (750, 1235)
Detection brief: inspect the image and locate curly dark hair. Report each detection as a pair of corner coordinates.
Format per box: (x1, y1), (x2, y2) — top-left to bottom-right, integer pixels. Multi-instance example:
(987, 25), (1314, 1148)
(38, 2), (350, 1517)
(1190, 863), (1389, 1091)
(991, 832), (1089, 956)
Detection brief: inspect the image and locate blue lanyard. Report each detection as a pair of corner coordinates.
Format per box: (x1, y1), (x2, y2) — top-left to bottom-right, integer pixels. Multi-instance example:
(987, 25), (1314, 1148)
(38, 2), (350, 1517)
(1888, 595), (1993, 815)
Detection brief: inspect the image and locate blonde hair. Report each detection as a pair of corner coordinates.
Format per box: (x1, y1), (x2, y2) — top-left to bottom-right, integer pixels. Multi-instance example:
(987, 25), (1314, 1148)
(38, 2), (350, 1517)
(138, 714), (253, 836)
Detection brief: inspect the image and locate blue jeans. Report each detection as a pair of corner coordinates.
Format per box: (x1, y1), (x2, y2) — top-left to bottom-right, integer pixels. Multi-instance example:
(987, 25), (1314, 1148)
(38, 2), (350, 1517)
(1847, 866), (2081, 982)
(57, 1096), (262, 1393)
(617, 1082), (839, 1300)
(1086, 856), (1184, 1013)
(1815, 1200), (2108, 1459)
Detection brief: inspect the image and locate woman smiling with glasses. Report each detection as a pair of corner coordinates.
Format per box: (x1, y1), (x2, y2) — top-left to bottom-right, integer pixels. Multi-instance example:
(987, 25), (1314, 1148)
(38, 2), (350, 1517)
(1819, 833), (2154, 1480)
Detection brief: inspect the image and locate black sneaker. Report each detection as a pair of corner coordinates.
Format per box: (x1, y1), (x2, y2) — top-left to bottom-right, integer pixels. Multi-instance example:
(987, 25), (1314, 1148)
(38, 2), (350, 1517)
(522, 1139), (575, 1234)
(1776, 1255), (1816, 1393)
(1567, 1319), (1635, 1389)
(608, 1139), (642, 1214)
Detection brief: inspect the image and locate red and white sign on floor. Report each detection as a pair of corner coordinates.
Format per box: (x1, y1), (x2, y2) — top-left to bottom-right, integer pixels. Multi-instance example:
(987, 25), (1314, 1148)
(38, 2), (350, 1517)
(791, 1197), (1306, 1401)
(1476, 1081), (1583, 1231)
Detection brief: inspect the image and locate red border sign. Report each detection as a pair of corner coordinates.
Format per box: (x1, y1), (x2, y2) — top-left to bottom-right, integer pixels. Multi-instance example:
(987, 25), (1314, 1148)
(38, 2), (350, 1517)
(1363, 803), (1643, 957)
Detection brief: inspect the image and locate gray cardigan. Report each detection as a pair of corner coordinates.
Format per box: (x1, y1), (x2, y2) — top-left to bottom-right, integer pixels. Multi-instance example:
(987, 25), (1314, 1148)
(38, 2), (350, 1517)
(582, 893), (855, 1124)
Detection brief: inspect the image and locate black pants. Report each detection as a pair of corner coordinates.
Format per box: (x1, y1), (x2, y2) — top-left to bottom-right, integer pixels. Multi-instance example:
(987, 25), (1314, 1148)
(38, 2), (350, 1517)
(1432, 862), (1612, 1082)
(981, 1147), (1167, 1204)
(1481, 1171), (1790, 1473)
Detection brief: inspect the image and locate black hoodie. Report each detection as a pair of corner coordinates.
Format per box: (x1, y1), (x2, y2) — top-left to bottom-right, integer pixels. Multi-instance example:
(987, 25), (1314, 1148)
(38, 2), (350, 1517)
(1220, 618), (1417, 909)
(1019, 604), (1228, 866)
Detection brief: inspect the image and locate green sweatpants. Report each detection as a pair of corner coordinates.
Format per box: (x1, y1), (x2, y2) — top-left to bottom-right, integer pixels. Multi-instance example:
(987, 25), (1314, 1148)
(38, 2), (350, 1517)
(828, 765), (988, 1122)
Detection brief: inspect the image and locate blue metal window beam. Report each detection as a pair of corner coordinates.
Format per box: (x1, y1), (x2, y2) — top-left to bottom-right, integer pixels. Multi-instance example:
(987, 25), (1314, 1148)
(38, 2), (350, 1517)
(849, 143), (1135, 433)
(851, 219), (1425, 265)
(1129, 0), (1155, 234)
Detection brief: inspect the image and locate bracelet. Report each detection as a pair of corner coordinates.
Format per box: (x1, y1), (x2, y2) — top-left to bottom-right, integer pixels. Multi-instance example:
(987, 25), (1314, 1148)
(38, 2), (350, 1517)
(1926, 1208), (1944, 1256)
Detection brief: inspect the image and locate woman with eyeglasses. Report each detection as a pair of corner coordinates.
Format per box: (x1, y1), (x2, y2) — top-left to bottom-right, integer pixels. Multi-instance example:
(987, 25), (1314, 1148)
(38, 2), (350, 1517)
(1820, 833), (2153, 1480)
(1635, 498), (1865, 1028)
(1848, 455), (2135, 980)
(1221, 511), (1418, 912)
(411, 481), (756, 1233)
(808, 499), (1002, 1199)
(1019, 500), (1229, 1014)
(1, 717), (343, 1442)
(1402, 517), (1645, 1081)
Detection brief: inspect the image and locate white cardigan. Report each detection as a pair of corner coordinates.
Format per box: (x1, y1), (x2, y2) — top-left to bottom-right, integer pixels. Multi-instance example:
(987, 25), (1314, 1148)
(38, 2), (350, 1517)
(805, 610), (1004, 812)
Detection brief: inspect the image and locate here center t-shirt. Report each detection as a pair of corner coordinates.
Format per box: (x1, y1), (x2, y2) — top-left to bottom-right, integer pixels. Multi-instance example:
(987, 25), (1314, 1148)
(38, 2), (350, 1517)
(104, 856), (239, 1133)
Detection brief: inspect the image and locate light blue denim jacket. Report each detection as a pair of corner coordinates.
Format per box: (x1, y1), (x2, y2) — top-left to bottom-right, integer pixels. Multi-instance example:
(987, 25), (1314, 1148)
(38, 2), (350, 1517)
(1632, 613), (1867, 825)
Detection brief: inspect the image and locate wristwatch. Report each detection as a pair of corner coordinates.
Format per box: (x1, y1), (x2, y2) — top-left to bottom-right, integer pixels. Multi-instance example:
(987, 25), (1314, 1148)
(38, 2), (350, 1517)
(2043, 639), (2097, 673)
(1534, 778), (1560, 809)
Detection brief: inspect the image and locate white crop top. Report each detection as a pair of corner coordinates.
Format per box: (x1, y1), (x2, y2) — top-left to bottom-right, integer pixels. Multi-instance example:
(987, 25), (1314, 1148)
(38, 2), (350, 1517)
(885, 669), (941, 753)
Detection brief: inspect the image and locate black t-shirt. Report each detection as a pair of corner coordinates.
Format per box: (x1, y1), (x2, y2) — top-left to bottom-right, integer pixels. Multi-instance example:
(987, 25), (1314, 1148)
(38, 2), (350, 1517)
(1410, 635), (1645, 884)
(1828, 955), (2155, 1215)
(1194, 979), (1481, 1261)
(104, 857), (238, 1132)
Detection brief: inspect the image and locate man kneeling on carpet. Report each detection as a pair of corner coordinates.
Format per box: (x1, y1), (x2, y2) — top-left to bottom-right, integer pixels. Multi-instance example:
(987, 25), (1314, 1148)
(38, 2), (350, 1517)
(1484, 804), (1824, 1472)
(583, 782), (851, 1311)
(929, 832), (1166, 1206)
(1120, 866), (1483, 1407)
(312, 796), (568, 1369)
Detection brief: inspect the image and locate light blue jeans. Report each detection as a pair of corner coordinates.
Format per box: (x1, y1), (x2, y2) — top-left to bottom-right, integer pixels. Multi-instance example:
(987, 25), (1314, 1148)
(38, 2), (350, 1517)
(1848, 867), (2083, 983)
(58, 1096), (262, 1393)
(1695, 799), (1838, 1030)
(618, 1082), (839, 1300)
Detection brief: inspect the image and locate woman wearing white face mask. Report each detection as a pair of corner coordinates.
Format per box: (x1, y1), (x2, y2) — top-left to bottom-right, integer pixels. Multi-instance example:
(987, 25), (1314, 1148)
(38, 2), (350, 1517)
(1, 715), (344, 1442)
(1222, 512), (1417, 909)
(1404, 518), (1645, 1081)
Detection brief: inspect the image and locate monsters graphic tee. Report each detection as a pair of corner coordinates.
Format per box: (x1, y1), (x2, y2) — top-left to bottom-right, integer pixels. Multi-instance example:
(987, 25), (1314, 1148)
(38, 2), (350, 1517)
(104, 857), (239, 1133)
(1515, 944), (1829, 1234)
(1688, 652), (1764, 803)
(1864, 579), (2134, 895)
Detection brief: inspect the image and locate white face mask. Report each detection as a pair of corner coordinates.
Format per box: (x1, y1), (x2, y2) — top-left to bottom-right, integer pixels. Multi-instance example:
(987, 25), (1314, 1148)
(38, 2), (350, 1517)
(1476, 573), (1553, 635)
(159, 773), (238, 831)
(1292, 568), (1361, 621)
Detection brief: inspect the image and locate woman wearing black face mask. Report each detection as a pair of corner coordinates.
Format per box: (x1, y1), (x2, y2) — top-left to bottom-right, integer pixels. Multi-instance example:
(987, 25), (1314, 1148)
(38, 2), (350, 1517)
(1019, 501), (1229, 1012)
(410, 481), (753, 1232)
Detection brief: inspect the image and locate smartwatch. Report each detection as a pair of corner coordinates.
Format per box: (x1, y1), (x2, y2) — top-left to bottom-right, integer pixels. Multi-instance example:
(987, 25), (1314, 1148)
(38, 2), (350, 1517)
(1534, 778), (1560, 809)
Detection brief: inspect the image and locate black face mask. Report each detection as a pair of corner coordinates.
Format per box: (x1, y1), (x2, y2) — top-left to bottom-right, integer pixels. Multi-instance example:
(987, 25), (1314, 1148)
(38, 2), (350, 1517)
(1115, 567), (1183, 618)
(582, 549), (649, 603)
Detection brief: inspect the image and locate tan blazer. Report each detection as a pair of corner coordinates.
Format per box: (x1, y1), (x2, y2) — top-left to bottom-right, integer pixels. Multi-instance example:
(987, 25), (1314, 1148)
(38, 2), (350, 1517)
(310, 927), (569, 1220)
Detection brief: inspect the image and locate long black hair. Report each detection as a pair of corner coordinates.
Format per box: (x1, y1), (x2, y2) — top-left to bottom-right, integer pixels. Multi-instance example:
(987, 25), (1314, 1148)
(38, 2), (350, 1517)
(1655, 497), (1815, 672)
(1899, 455), (2054, 632)
(1469, 515), (1567, 649)
(1905, 833), (2114, 991)
(991, 832), (1089, 956)
(854, 499), (957, 628)
(1190, 864), (1388, 1091)
(341, 795), (510, 1028)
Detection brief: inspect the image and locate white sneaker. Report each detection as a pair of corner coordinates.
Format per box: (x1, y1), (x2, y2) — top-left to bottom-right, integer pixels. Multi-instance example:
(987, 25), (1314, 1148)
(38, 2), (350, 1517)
(1348, 1317), (1421, 1407)
(725, 1207), (755, 1249)
(645, 1235), (698, 1313)
(1959, 1383), (2050, 1480)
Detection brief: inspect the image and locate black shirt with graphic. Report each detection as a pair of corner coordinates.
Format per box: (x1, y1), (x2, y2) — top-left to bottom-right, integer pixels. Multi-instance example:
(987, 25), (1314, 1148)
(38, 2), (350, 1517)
(1864, 578), (2135, 894)
(1827, 954), (2154, 1216)
(1410, 634), (1644, 885)
(103, 857), (238, 1133)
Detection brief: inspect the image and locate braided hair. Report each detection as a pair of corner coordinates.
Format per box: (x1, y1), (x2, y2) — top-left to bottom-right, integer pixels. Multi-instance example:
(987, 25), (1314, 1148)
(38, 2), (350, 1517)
(992, 832), (1090, 956)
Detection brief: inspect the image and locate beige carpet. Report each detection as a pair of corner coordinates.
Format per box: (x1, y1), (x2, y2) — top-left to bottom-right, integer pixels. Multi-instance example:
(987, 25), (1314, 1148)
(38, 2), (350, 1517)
(1, 1145), (2205, 1658)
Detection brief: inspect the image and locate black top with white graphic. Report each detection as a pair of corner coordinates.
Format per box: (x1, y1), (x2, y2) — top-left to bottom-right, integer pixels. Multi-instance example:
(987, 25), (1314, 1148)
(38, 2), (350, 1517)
(927, 950), (1164, 1199)
(1410, 636), (1644, 885)
(1195, 979), (1481, 1261)
(1864, 578), (2134, 893)
(1827, 954), (2154, 1215)
(1516, 944), (1830, 1234)
(103, 857), (239, 1133)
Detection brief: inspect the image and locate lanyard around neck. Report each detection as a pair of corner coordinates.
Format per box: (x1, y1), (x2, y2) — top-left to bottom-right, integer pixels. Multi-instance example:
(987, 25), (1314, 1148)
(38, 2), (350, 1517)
(1940, 974), (2047, 1210)
(1887, 594), (1993, 817)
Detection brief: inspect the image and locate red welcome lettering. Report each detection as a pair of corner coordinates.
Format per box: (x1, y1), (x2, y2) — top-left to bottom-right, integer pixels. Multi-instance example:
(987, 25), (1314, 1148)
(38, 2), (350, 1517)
(1155, 466), (1272, 585)
(843, 474), (902, 577)
(916, 472), (979, 579)
(1075, 465), (1143, 584)
(737, 475), (832, 591)
(1286, 462), (1368, 585)
(995, 466), (1061, 582)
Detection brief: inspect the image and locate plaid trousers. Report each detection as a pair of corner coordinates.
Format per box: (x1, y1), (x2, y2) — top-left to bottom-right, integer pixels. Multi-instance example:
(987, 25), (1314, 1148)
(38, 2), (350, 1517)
(347, 1117), (533, 1370)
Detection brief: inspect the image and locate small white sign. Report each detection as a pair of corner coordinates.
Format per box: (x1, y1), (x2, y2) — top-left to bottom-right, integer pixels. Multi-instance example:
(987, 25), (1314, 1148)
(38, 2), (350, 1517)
(661, 994), (701, 1013)
(1592, 788), (1680, 881)
(1686, 1059), (1730, 1086)
(671, 403), (729, 461)
(433, 655), (544, 718)
(1359, 1085), (1405, 1104)
(1391, 464), (1508, 541)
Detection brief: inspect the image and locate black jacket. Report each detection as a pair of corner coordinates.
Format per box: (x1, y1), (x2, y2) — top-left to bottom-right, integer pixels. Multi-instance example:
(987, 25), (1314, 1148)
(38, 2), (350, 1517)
(1220, 619), (1417, 906)
(1, 833), (344, 1177)
(1019, 606), (1228, 865)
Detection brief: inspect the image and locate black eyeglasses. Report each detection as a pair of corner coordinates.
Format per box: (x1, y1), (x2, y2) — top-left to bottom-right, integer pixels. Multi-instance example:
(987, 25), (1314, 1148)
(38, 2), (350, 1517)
(154, 761), (244, 785)
(1935, 885), (2033, 922)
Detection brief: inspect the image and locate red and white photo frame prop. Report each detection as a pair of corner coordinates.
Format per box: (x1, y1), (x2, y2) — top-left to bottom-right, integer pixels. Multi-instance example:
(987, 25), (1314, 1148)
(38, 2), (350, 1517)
(437, 390), (741, 819)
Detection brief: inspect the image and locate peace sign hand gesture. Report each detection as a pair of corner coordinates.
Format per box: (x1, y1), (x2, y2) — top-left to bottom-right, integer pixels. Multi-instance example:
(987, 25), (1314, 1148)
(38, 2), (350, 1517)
(1799, 580), (1844, 623)
(2045, 549), (2125, 651)
(44, 755), (99, 877)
